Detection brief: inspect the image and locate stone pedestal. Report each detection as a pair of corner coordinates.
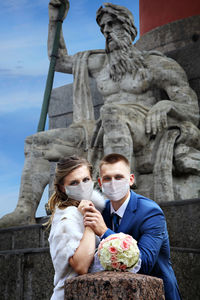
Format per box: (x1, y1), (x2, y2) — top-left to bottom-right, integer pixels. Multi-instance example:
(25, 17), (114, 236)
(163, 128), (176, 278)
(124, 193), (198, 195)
(64, 272), (165, 300)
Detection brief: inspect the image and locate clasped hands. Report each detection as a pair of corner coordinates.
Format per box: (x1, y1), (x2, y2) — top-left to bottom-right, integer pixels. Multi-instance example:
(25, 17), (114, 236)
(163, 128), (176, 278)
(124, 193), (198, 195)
(78, 200), (107, 237)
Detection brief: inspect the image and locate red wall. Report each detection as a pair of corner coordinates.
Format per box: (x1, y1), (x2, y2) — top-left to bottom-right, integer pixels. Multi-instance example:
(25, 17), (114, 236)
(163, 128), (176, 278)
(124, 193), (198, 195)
(140, 0), (200, 35)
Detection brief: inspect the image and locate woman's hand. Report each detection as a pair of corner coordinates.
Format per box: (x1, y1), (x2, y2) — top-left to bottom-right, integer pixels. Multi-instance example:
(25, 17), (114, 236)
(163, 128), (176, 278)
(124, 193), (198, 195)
(78, 200), (94, 215)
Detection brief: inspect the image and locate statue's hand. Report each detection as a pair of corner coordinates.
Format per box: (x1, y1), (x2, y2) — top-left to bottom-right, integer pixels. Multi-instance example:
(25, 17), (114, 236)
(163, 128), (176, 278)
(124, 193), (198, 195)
(146, 100), (172, 135)
(49, 0), (69, 22)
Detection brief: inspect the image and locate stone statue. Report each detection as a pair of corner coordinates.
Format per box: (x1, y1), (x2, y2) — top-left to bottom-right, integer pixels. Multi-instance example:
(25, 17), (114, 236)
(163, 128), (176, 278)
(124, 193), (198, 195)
(0, 0), (200, 228)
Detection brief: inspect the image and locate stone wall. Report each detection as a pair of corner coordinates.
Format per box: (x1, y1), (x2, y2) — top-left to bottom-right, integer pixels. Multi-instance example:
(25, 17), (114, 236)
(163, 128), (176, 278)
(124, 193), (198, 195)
(160, 198), (200, 300)
(0, 222), (54, 300)
(0, 200), (199, 300)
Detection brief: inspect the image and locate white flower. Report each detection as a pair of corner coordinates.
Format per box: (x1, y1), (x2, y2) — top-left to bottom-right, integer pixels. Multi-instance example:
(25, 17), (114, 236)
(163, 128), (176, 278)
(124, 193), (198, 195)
(98, 233), (140, 271)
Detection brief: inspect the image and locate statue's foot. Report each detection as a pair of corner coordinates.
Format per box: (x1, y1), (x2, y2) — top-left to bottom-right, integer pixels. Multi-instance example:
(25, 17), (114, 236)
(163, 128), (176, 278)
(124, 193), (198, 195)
(0, 210), (36, 229)
(175, 145), (200, 175)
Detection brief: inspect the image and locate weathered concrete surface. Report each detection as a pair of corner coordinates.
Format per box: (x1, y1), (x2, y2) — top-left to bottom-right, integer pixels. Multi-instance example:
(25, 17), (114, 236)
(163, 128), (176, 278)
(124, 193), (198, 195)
(0, 250), (54, 300)
(170, 248), (200, 300)
(161, 199), (200, 300)
(161, 199), (200, 249)
(0, 222), (54, 300)
(65, 272), (165, 300)
(136, 15), (200, 53)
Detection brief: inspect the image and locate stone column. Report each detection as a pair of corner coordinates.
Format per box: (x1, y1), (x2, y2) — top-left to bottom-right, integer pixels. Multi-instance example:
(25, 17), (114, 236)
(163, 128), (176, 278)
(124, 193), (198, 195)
(65, 272), (165, 300)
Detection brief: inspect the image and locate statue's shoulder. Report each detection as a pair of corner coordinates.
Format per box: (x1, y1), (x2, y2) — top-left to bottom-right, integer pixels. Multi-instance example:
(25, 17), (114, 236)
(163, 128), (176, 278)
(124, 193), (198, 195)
(142, 49), (187, 82)
(88, 49), (106, 75)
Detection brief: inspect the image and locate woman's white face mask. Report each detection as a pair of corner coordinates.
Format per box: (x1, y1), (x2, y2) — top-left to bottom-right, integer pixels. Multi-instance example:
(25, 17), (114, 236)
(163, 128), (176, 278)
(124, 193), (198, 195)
(65, 180), (94, 202)
(102, 178), (130, 201)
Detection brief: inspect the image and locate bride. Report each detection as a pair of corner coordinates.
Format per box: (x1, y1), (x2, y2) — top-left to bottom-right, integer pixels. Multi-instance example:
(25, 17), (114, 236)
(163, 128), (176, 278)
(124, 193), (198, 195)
(47, 156), (105, 300)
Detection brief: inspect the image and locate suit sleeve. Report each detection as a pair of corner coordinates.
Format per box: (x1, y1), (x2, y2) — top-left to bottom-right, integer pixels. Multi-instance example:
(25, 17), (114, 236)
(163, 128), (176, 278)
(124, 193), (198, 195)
(138, 211), (166, 274)
(101, 228), (115, 239)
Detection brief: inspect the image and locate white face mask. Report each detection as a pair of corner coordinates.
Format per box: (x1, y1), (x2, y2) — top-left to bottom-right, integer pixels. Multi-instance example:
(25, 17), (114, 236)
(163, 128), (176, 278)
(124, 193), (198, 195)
(102, 178), (130, 201)
(65, 180), (94, 202)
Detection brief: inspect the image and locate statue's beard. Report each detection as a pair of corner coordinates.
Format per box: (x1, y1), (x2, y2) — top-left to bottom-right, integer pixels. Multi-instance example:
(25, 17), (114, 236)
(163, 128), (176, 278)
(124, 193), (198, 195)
(106, 32), (145, 82)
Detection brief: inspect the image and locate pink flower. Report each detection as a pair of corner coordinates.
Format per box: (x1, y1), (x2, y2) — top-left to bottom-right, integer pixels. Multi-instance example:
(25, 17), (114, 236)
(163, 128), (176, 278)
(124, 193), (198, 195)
(119, 264), (127, 270)
(106, 236), (118, 242)
(111, 262), (120, 269)
(111, 254), (117, 262)
(109, 246), (118, 254)
(121, 240), (130, 250)
(124, 236), (133, 243)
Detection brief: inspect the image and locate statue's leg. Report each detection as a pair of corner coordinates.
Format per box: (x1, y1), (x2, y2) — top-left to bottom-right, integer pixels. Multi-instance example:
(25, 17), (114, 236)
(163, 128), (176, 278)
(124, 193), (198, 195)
(174, 122), (200, 174)
(0, 127), (84, 228)
(100, 104), (148, 169)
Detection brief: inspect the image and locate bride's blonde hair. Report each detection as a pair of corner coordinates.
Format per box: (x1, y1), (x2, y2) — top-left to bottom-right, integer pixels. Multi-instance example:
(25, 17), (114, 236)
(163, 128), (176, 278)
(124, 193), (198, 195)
(46, 155), (92, 226)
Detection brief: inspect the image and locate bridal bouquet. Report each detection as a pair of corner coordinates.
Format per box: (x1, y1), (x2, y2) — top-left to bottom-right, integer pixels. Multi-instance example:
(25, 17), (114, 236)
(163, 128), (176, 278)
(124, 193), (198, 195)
(97, 233), (141, 272)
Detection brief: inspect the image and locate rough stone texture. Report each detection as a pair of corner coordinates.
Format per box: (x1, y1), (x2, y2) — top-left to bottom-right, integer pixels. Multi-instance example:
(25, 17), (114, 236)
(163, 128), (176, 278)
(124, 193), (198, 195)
(161, 199), (200, 249)
(0, 224), (50, 251)
(65, 272), (165, 300)
(136, 15), (200, 53)
(0, 250), (54, 300)
(161, 199), (200, 300)
(0, 223), (54, 300)
(170, 249), (200, 300)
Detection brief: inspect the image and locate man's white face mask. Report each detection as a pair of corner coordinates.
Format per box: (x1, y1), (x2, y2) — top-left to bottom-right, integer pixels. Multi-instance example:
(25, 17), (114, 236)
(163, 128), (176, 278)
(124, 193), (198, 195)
(102, 178), (130, 201)
(65, 180), (94, 202)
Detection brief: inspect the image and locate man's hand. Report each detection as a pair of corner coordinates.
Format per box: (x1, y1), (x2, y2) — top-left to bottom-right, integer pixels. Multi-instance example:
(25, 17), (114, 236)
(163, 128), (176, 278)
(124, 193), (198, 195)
(78, 200), (94, 216)
(146, 100), (172, 135)
(83, 206), (108, 237)
(49, 0), (69, 22)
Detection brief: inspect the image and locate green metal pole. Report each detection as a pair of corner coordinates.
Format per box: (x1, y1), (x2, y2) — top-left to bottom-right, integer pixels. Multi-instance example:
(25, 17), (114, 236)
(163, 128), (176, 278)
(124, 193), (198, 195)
(37, 1), (66, 132)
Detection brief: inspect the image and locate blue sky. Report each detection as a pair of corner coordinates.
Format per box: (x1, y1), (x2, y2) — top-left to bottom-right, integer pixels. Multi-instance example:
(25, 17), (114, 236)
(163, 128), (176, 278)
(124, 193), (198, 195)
(0, 0), (139, 218)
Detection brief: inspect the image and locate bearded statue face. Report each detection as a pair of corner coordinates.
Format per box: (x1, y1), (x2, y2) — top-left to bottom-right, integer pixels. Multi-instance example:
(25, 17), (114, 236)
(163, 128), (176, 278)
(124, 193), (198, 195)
(99, 13), (131, 53)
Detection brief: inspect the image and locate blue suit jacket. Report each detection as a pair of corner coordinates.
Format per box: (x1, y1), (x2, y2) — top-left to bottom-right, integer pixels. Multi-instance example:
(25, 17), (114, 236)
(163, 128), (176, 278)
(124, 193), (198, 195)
(102, 190), (181, 300)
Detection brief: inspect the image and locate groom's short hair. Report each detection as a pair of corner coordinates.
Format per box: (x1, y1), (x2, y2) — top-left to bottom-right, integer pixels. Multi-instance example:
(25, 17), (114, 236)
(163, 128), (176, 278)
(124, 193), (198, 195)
(99, 153), (130, 170)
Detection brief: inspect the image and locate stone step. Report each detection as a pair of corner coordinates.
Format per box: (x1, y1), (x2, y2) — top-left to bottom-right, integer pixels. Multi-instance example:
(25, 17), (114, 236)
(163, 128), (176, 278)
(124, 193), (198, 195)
(0, 247), (54, 300)
(0, 218), (50, 251)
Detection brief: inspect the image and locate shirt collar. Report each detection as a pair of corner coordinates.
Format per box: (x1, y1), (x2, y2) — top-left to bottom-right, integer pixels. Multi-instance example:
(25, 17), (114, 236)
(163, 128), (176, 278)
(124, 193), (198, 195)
(110, 192), (130, 219)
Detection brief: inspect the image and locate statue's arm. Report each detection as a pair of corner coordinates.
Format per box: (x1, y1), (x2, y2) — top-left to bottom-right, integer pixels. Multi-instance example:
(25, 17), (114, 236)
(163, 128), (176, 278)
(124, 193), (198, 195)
(48, 0), (73, 74)
(48, 0), (105, 76)
(146, 56), (199, 135)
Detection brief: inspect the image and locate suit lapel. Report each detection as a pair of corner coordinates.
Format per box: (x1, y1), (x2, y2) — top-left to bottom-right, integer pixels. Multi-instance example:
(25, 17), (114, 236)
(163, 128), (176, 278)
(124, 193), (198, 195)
(118, 191), (138, 233)
(102, 201), (112, 229)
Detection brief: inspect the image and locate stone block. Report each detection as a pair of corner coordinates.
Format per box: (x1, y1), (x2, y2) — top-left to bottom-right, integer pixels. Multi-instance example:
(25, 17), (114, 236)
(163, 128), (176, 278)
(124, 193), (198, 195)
(65, 272), (165, 300)
(23, 251), (54, 300)
(0, 250), (54, 300)
(161, 199), (200, 249)
(0, 230), (12, 251)
(173, 175), (200, 200)
(171, 248), (200, 300)
(0, 224), (50, 251)
(0, 253), (23, 300)
(135, 15), (200, 53)
(166, 39), (200, 81)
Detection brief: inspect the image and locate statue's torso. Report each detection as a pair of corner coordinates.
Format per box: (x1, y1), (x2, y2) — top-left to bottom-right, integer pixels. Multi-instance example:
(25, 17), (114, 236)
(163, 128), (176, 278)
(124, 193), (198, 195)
(94, 56), (157, 108)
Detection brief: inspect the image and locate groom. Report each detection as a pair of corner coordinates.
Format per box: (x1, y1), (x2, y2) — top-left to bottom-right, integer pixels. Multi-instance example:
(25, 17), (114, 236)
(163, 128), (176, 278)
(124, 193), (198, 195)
(83, 153), (181, 300)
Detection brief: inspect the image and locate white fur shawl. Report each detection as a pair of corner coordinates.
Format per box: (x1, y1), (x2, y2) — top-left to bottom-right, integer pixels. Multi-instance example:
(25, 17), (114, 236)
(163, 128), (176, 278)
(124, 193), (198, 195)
(49, 190), (105, 299)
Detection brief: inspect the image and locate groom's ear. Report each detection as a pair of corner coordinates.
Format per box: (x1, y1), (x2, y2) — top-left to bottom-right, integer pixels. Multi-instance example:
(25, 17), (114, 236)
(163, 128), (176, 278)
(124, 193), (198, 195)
(98, 177), (102, 187)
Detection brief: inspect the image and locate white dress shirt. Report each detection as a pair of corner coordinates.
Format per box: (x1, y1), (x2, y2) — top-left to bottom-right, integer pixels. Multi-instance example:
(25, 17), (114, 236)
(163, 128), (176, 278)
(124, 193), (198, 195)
(110, 192), (131, 228)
